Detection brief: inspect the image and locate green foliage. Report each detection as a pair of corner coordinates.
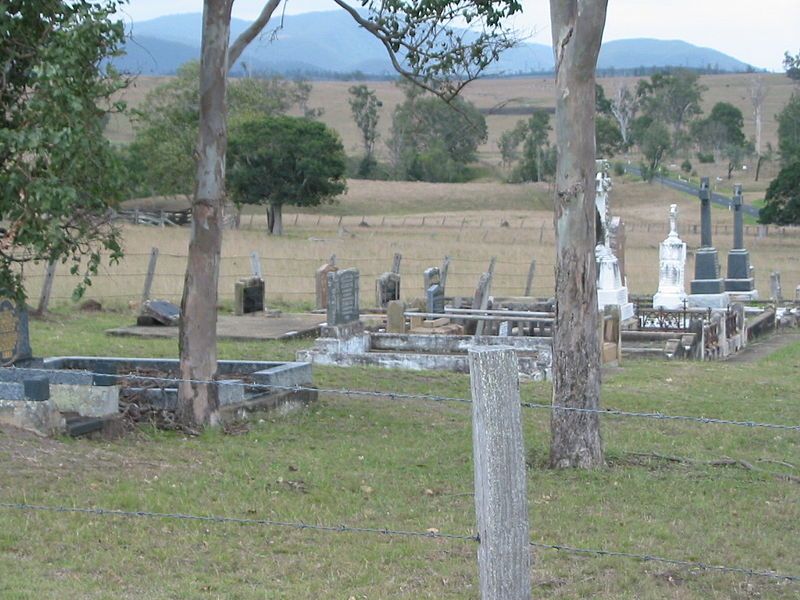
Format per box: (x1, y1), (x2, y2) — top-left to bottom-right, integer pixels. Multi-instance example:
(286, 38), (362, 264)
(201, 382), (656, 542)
(636, 69), (706, 137)
(596, 116), (624, 157)
(612, 161), (626, 177)
(639, 121), (671, 180)
(0, 0), (127, 301)
(681, 159), (693, 173)
(126, 64), (320, 197)
(759, 161), (800, 225)
(228, 116), (347, 210)
(388, 94), (487, 182)
(348, 85), (383, 177)
(783, 50), (800, 81)
(692, 101), (746, 157)
(595, 83), (613, 115)
(696, 151), (715, 164)
(777, 93), (800, 166)
(499, 111), (555, 182)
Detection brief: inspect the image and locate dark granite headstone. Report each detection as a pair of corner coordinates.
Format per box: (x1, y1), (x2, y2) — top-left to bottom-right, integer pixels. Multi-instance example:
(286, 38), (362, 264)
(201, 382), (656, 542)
(690, 177), (725, 295)
(0, 299), (32, 364)
(725, 185), (755, 293)
(376, 272), (400, 308)
(137, 299), (180, 326)
(327, 269), (360, 326)
(235, 277), (265, 315)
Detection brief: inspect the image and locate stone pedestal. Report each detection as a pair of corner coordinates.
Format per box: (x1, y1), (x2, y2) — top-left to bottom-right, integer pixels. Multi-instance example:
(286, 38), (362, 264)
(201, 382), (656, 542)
(653, 204), (688, 309)
(596, 245), (634, 321)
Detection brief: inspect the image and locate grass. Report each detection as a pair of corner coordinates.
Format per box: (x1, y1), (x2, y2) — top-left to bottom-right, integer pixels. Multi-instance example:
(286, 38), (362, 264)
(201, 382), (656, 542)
(0, 311), (798, 598)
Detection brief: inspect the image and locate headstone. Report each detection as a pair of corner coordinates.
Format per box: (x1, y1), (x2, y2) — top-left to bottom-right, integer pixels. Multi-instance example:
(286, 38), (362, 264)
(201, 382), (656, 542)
(391, 253), (402, 275)
(440, 256), (451, 290)
(770, 271), (783, 303)
(689, 177), (728, 308)
(315, 258), (338, 310)
(423, 267), (441, 292)
(235, 277), (265, 315)
(607, 216), (626, 281)
(426, 283), (445, 314)
(653, 204), (688, 309)
(375, 272), (401, 308)
(470, 272), (493, 335)
(724, 184), (757, 299)
(594, 166), (634, 320)
(137, 299), (180, 326)
(327, 268), (360, 326)
(0, 299), (32, 365)
(795, 284), (800, 303)
(386, 300), (406, 333)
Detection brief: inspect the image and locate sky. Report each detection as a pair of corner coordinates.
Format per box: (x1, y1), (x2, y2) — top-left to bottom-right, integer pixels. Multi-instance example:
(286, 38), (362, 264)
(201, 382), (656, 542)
(118, 0), (799, 71)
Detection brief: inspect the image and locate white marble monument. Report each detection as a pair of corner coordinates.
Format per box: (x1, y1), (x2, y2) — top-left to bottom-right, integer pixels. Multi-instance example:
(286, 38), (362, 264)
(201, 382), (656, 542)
(595, 164), (634, 321)
(653, 204), (688, 309)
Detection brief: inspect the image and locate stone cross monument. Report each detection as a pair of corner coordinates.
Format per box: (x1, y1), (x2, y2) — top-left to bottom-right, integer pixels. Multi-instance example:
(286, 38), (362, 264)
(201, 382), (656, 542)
(689, 177), (728, 308)
(724, 184), (757, 299)
(653, 204), (688, 309)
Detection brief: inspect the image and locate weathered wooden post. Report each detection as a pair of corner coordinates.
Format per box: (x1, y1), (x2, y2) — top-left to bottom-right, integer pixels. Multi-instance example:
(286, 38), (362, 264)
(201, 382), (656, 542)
(36, 261), (57, 315)
(141, 247), (160, 304)
(524, 258), (536, 296)
(469, 346), (531, 600)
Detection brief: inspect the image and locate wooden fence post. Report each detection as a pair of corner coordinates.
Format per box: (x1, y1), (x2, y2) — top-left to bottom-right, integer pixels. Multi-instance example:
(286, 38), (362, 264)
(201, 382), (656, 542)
(36, 261), (57, 315)
(469, 346), (531, 600)
(141, 247), (159, 304)
(524, 259), (536, 296)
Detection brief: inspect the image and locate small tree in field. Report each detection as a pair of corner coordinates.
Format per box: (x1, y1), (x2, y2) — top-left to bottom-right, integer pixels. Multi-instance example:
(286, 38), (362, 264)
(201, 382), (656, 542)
(348, 85), (383, 177)
(0, 0), (126, 301)
(228, 116), (347, 235)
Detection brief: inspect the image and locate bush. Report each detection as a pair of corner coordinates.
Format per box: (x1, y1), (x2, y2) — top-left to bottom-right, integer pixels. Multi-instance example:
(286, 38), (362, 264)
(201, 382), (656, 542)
(681, 159), (692, 173)
(758, 161), (800, 225)
(696, 151), (715, 164)
(613, 161), (626, 177)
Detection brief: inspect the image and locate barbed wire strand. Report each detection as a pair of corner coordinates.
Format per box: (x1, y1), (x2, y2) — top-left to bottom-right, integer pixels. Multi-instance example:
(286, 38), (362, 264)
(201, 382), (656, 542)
(11, 367), (800, 432)
(0, 502), (796, 581)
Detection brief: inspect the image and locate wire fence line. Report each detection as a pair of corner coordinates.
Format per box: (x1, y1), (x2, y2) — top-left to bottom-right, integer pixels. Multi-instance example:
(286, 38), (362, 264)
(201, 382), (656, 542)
(13, 366), (800, 432)
(0, 502), (796, 582)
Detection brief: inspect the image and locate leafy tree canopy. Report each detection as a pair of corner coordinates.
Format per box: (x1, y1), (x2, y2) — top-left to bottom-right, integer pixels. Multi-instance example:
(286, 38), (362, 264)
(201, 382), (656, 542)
(636, 69), (706, 135)
(777, 93), (800, 166)
(0, 0), (127, 301)
(348, 85), (383, 176)
(758, 161), (800, 225)
(228, 116), (347, 209)
(125, 63), (320, 198)
(784, 50), (800, 81)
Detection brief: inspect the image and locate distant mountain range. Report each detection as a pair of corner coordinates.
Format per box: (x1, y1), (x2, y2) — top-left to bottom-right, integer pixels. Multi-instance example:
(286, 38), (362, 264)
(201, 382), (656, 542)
(116, 11), (754, 77)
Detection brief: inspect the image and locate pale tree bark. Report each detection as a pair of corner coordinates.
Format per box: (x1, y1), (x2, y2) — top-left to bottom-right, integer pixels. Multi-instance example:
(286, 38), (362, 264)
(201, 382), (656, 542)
(266, 203), (284, 236)
(178, 0), (233, 428)
(610, 84), (636, 147)
(549, 0), (608, 469)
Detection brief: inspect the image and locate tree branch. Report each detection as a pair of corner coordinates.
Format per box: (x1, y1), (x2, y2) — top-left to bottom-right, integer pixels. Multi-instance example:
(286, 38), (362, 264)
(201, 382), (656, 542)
(227, 0), (283, 70)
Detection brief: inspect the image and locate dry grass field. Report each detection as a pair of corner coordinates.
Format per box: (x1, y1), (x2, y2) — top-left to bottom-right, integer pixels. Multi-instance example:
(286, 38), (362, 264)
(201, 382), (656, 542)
(25, 179), (800, 311)
(107, 72), (795, 180)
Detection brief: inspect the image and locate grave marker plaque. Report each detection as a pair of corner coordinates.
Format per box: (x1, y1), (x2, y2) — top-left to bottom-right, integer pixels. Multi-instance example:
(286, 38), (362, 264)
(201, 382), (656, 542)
(327, 269), (360, 326)
(427, 283), (445, 314)
(0, 299), (32, 364)
(376, 272), (401, 308)
(315, 261), (338, 310)
(138, 299), (180, 326)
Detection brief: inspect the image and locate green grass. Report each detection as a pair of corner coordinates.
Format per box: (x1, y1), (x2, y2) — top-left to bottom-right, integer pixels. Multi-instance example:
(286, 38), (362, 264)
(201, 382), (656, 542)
(1, 311), (798, 598)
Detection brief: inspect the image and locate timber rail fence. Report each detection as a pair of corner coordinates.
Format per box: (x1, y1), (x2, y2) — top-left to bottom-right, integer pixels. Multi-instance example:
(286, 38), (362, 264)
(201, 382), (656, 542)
(1, 361), (799, 596)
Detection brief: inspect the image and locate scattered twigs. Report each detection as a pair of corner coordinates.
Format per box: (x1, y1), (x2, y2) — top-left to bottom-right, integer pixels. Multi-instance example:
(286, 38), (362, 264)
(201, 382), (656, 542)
(627, 452), (800, 484)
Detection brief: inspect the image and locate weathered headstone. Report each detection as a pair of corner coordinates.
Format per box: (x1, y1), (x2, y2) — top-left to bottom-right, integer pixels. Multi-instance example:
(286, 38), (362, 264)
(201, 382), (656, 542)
(426, 282), (445, 314)
(315, 257), (338, 310)
(770, 271), (783, 303)
(0, 299), (32, 364)
(375, 272), (401, 308)
(724, 185), (757, 299)
(137, 299), (180, 326)
(423, 267), (441, 292)
(327, 268), (360, 326)
(469, 272), (493, 336)
(440, 256), (451, 290)
(391, 253), (402, 275)
(689, 177), (728, 308)
(608, 216), (626, 281)
(235, 277), (265, 315)
(386, 300), (406, 333)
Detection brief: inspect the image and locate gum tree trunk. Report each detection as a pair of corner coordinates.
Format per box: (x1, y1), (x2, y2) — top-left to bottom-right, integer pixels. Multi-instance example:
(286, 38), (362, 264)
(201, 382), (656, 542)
(549, 0), (608, 468)
(177, 0), (233, 428)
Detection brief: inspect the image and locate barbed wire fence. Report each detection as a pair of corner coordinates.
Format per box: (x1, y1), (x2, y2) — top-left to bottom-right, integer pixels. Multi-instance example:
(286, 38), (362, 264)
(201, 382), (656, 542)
(1, 361), (798, 592)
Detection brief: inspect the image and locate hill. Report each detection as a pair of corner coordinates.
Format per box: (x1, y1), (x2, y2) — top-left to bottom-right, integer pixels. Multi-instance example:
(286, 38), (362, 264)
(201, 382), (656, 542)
(117, 11), (753, 77)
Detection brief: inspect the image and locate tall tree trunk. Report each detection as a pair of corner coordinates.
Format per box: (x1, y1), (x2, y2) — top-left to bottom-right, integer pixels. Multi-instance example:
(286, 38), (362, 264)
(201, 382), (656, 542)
(266, 204), (284, 235)
(177, 0), (233, 428)
(755, 154), (764, 182)
(549, 0), (607, 469)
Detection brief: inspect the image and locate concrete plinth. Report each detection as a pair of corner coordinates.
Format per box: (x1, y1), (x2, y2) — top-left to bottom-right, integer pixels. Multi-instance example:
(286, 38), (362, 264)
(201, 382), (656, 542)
(687, 293), (730, 309)
(0, 399), (64, 435)
(50, 384), (119, 417)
